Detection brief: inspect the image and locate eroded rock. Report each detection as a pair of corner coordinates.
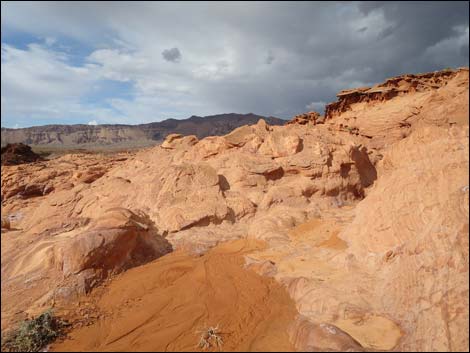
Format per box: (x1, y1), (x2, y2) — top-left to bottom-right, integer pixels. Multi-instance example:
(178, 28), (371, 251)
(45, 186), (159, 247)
(1, 68), (468, 351)
(59, 208), (171, 281)
(1, 143), (43, 166)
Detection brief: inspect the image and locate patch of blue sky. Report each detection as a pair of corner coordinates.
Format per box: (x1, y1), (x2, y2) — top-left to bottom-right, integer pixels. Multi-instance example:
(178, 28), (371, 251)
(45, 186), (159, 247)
(81, 79), (135, 106)
(79, 79), (136, 123)
(1, 28), (39, 51)
(2, 27), (96, 67)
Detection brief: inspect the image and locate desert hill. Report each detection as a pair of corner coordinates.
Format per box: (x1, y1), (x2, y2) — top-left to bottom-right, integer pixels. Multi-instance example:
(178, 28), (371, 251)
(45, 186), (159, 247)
(1, 67), (468, 352)
(0, 113), (285, 149)
(1, 143), (43, 166)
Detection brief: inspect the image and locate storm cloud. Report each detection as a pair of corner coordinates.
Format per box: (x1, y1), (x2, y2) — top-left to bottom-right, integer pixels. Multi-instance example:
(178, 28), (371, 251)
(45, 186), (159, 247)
(266, 50), (275, 65)
(1, 1), (468, 127)
(162, 47), (182, 63)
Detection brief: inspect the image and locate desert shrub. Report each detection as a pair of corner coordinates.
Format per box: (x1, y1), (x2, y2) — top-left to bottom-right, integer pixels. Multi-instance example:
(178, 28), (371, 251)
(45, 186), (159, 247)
(197, 325), (224, 350)
(1, 309), (68, 352)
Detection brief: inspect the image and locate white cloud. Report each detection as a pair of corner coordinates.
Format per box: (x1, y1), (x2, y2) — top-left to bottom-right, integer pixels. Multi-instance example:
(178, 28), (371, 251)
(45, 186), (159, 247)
(0, 43), (124, 126)
(44, 37), (57, 46)
(107, 95), (209, 123)
(305, 101), (326, 112)
(88, 120), (98, 126)
(1, 2), (468, 126)
(1, 43), (93, 103)
(86, 49), (148, 82)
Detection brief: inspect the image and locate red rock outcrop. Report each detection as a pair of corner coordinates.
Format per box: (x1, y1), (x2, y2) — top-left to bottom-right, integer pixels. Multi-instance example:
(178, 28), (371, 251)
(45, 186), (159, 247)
(325, 68), (467, 120)
(1, 68), (468, 352)
(321, 67), (469, 150)
(1, 143), (43, 166)
(287, 111), (325, 125)
(58, 208), (172, 289)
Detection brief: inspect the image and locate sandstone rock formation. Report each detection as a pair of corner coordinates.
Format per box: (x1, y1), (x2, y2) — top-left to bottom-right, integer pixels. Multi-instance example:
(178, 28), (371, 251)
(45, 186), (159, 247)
(1, 216), (10, 230)
(1, 143), (43, 166)
(324, 67), (469, 149)
(1, 68), (468, 352)
(287, 111), (324, 125)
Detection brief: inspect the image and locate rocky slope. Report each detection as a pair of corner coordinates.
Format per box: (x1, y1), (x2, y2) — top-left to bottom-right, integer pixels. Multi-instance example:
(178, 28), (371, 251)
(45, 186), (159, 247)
(1, 143), (43, 166)
(0, 113), (285, 148)
(1, 67), (468, 352)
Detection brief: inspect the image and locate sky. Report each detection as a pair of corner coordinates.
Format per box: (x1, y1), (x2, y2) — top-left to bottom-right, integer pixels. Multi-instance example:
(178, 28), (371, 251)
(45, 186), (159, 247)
(1, 1), (469, 128)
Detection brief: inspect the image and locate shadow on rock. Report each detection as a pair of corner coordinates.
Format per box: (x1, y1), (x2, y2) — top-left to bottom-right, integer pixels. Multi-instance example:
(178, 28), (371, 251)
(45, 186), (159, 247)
(56, 208), (173, 298)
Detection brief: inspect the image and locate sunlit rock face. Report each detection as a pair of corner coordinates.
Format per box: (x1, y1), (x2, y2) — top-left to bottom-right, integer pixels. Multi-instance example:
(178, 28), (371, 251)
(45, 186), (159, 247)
(1, 68), (468, 351)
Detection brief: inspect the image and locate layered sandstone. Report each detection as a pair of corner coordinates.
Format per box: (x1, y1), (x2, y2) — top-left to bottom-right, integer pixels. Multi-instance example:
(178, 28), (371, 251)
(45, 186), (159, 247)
(1, 68), (468, 352)
(286, 111), (324, 125)
(323, 67), (469, 149)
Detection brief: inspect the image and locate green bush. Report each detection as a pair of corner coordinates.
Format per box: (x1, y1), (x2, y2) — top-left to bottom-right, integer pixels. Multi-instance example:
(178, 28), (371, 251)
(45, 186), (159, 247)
(1, 309), (68, 352)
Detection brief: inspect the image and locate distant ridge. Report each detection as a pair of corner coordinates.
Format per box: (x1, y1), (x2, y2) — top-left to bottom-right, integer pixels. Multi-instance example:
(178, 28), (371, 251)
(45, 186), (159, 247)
(1, 113), (286, 148)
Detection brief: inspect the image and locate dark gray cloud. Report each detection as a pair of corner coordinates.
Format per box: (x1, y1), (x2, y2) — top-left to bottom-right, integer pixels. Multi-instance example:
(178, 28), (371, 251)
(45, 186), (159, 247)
(162, 47), (181, 63)
(354, 1), (469, 76)
(266, 51), (275, 65)
(378, 25), (396, 40)
(461, 43), (469, 59)
(1, 1), (469, 126)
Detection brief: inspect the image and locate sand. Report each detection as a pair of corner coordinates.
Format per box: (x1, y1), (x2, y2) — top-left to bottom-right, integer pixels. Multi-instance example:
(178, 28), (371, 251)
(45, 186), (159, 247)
(51, 239), (298, 352)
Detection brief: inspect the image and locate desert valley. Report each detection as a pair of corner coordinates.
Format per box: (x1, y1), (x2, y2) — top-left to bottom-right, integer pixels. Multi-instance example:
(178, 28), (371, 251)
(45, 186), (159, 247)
(1, 67), (469, 351)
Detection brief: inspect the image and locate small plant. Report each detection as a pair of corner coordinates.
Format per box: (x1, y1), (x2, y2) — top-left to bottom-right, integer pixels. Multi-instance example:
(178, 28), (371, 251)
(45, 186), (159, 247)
(197, 325), (224, 350)
(1, 309), (68, 352)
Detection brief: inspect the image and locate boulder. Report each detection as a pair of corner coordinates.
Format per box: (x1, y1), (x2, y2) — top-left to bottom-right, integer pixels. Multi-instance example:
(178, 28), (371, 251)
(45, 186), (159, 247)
(155, 163), (229, 232)
(259, 130), (303, 157)
(59, 208), (171, 287)
(1, 143), (43, 166)
(161, 134), (198, 149)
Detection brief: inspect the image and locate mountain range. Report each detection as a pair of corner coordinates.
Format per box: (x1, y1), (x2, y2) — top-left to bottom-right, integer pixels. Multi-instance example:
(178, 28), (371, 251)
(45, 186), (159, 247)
(1, 113), (286, 148)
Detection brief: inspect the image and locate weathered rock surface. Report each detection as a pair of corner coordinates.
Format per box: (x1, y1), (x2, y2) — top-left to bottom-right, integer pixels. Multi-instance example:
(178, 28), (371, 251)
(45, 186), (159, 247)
(287, 111), (324, 125)
(1, 217), (10, 230)
(1, 143), (43, 166)
(1, 207), (171, 331)
(1, 68), (468, 352)
(59, 208), (172, 279)
(324, 67), (469, 149)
